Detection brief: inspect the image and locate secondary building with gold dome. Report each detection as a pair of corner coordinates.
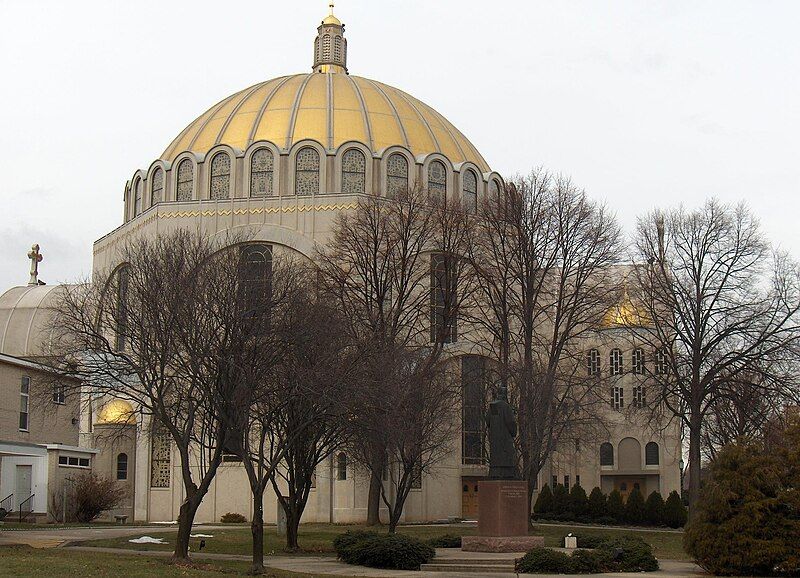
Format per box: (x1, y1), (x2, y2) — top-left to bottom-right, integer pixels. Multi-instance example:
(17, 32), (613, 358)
(0, 7), (680, 524)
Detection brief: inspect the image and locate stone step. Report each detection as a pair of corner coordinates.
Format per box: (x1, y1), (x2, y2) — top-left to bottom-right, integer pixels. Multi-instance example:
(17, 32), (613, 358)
(430, 558), (517, 565)
(420, 563), (515, 573)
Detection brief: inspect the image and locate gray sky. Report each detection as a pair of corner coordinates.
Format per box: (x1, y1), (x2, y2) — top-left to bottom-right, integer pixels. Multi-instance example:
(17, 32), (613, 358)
(1, 0), (798, 290)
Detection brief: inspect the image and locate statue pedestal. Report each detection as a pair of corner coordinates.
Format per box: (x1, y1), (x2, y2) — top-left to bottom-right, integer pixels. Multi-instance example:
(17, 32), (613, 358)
(461, 480), (544, 553)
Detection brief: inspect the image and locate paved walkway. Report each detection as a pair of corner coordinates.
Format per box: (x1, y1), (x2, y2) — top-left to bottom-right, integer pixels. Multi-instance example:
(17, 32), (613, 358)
(63, 546), (704, 577)
(0, 524), (229, 549)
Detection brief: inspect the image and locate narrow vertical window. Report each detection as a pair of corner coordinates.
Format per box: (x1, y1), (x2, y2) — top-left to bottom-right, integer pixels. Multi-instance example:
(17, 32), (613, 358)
(341, 148), (366, 193)
(336, 453), (347, 481)
(645, 442), (660, 466)
(463, 170), (477, 214)
(564, 475), (570, 491)
(462, 356), (486, 465)
(176, 159), (194, 201)
(428, 160), (447, 200)
(150, 421), (171, 488)
(117, 453), (128, 480)
(210, 152), (231, 200)
(151, 168), (164, 205)
(587, 349), (600, 376)
(387, 153), (408, 197)
(250, 148), (274, 197)
(655, 348), (669, 375)
(295, 147), (320, 194)
(115, 267), (129, 352)
(239, 244), (273, 317)
(632, 348), (644, 374)
(612, 386), (624, 410)
(633, 385), (645, 408)
(430, 253), (457, 343)
(52, 383), (65, 405)
(19, 376), (30, 431)
(490, 179), (501, 196)
(600, 442), (614, 466)
(610, 349), (623, 376)
(133, 179), (143, 217)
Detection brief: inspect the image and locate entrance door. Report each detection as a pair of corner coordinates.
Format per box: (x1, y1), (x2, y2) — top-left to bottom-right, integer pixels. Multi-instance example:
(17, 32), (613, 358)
(15, 465), (32, 508)
(462, 477), (480, 519)
(615, 477), (645, 501)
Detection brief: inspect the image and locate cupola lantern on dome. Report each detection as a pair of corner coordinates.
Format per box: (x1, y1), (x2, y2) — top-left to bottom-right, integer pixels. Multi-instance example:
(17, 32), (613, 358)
(313, 3), (347, 74)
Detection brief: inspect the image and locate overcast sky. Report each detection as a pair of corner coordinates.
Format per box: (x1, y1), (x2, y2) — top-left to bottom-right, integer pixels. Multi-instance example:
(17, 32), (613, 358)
(1, 0), (798, 290)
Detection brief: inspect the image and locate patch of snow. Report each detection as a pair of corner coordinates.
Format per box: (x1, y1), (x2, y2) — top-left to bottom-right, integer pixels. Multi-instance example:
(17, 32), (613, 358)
(190, 534), (214, 538)
(128, 536), (168, 544)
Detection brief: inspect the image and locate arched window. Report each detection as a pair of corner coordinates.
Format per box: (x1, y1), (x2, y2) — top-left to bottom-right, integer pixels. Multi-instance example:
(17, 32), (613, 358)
(322, 34), (331, 59)
(133, 179), (143, 217)
(387, 153), (408, 197)
(587, 349), (600, 376)
(645, 442), (660, 465)
(632, 348), (644, 374)
(314, 37), (320, 61)
(116, 453), (128, 480)
(240, 244), (273, 315)
(619, 437), (642, 470)
(176, 159), (194, 201)
(210, 152), (231, 200)
(334, 35), (342, 61)
(600, 442), (614, 466)
(336, 452), (347, 480)
(250, 148), (274, 197)
(610, 348), (623, 375)
(295, 147), (320, 194)
(490, 179), (501, 196)
(463, 170), (477, 214)
(342, 148), (366, 193)
(151, 168), (164, 206)
(428, 160), (447, 199)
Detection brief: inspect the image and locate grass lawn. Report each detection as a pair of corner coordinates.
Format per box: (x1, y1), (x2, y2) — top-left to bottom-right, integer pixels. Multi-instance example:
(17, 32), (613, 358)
(0, 545), (339, 577)
(78, 522), (689, 560)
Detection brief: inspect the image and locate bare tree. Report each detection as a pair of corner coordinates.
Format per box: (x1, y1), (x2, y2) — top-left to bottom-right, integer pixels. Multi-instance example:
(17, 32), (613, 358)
(632, 199), (800, 506)
(466, 170), (623, 521)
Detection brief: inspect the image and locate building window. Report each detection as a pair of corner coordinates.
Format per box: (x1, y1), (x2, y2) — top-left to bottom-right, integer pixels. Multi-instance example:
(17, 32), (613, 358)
(655, 348), (668, 375)
(176, 159), (194, 201)
(19, 376), (30, 431)
(632, 348), (644, 374)
(239, 244), (273, 317)
(150, 422), (171, 488)
(151, 168), (164, 205)
(411, 463), (422, 489)
(387, 153), (408, 197)
(210, 152), (231, 200)
(462, 356), (486, 465)
(551, 475), (558, 488)
(576, 475), (581, 487)
(612, 386), (624, 410)
(58, 455), (90, 468)
(115, 266), (129, 352)
(342, 148), (366, 193)
(564, 475), (570, 490)
(490, 179), (501, 196)
(587, 349), (600, 376)
(600, 442), (614, 466)
(428, 160), (447, 200)
(52, 383), (65, 405)
(336, 452), (347, 481)
(133, 179), (143, 217)
(633, 384), (645, 408)
(645, 442), (659, 466)
(250, 148), (274, 197)
(610, 348), (623, 376)
(463, 169), (477, 214)
(295, 147), (320, 194)
(430, 253), (457, 343)
(117, 453), (128, 480)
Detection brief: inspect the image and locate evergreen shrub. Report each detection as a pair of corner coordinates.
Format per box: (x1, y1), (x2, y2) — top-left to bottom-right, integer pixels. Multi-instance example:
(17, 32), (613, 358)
(587, 487), (607, 520)
(426, 534), (461, 548)
(533, 483), (554, 515)
(333, 530), (435, 570)
(624, 488), (646, 525)
(644, 491), (665, 526)
(663, 491), (687, 528)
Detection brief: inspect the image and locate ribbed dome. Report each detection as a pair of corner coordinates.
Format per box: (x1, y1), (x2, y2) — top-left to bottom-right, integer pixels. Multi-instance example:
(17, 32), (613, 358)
(161, 73), (490, 172)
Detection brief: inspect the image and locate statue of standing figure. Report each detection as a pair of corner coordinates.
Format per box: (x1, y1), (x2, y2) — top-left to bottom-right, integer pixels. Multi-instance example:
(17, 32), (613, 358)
(486, 385), (518, 479)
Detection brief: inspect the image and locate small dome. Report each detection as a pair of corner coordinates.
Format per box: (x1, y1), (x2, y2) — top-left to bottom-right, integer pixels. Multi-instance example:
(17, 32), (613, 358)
(97, 400), (136, 425)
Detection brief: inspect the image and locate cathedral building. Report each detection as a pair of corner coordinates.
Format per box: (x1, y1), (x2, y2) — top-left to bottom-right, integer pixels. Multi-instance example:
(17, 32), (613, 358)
(0, 8), (681, 524)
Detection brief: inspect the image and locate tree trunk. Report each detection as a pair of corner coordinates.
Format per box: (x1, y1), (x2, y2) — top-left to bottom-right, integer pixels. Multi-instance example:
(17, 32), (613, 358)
(366, 470), (382, 526)
(285, 504), (301, 551)
(688, 409), (703, 511)
(249, 490), (265, 575)
(172, 495), (202, 563)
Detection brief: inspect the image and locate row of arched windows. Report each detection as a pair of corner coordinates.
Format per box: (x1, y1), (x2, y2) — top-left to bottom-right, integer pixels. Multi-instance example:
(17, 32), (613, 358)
(599, 441), (660, 467)
(129, 147), (501, 219)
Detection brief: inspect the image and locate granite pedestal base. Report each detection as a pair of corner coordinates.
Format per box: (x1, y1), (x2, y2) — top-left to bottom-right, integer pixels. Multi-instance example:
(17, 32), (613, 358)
(461, 479), (543, 553)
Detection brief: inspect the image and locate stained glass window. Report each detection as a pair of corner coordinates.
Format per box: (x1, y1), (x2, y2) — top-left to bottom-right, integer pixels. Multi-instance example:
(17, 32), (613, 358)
(336, 453), (347, 480)
(150, 422), (171, 488)
(462, 356), (486, 465)
(463, 169), (477, 214)
(210, 152), (231, 200)
(176, 159), (194, 201)
(428, 160), (447, 200)
(134, 179), (143, 217)
(115, 266), (129, 352)
(295, 147), (320, 194)
(342, 148), (366, 193)
(490, 179), (501, 196)
(151, 168), (163, 206)
(645, 442), (659, 465)
(387, 153), (408, 197)
(430, 253), (457, 343)
(250, 149), (274, 197)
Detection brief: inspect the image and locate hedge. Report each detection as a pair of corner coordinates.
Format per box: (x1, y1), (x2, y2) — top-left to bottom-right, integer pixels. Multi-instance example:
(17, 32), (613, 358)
(517, 536), (659, 574)
(333, 530), (435, 570)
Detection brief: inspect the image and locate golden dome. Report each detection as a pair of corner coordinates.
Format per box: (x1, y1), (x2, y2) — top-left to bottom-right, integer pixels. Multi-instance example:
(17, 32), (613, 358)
(160, 73), (490, 172)
(97, 400), (136, 425)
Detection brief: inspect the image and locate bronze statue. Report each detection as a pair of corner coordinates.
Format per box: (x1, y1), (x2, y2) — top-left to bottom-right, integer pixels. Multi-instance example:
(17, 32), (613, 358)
(486, 385), (518, 479)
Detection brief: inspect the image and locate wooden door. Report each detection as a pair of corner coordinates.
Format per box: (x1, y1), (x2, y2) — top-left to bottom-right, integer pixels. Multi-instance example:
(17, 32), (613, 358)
(462, 478), (480, 519)
(15, 465), (32, 507)
(615, 477), (645, 501)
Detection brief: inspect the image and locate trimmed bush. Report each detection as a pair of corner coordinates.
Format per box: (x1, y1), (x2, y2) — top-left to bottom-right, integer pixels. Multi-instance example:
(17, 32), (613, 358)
(601, 537), (659, 572)
(220, 512), (246, 523)
(568, 484), (589, 517)
(663, 491), (687, 528)
(644, 491), (665, 526)
(552, 483), (569, 513)
(533, 483), (554, 515)
(606, 489), (624, 521)
(624, 488), (646, 525)
(587, 487), (607, 520)
(569, 548), (608, 573)
(426, 534), (461, 548)
(684, 426), (800, 577)
(516, 548), (573, 573)
(333, 530), (435, 570)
